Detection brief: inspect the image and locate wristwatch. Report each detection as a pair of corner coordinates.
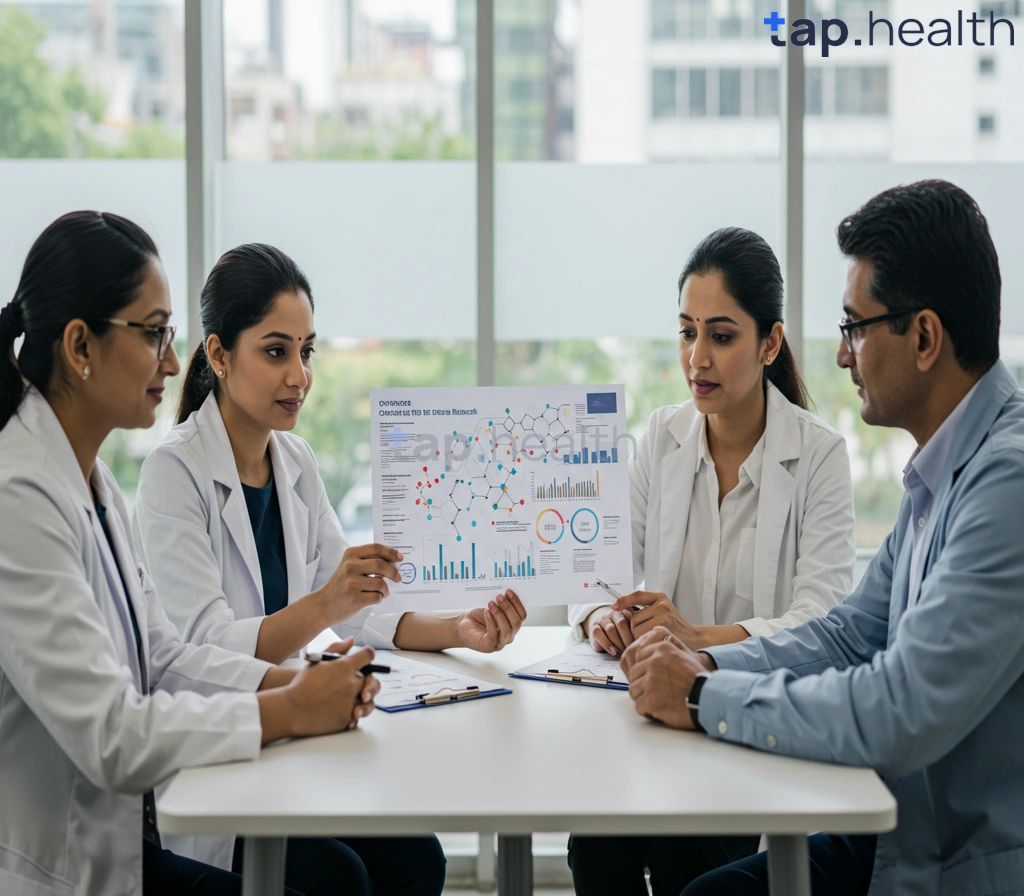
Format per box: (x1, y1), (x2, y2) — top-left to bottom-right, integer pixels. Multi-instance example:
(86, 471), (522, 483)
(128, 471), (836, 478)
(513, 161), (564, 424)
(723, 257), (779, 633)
(685, 672), (710, 733)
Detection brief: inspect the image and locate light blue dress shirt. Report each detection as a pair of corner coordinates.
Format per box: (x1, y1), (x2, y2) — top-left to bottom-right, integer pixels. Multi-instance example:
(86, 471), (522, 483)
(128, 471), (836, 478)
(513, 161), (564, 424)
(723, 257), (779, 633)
(903, 379), (978, 600)
(699, 362), (1024, 896)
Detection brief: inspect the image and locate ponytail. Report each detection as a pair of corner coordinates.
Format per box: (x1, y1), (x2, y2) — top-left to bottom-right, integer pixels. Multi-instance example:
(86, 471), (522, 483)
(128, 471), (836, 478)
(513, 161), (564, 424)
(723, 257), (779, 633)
(765, 334), (809, 410)
(0, 211), (157, 433)
(176, 243), (313, 426)
(0, 300), (26, 430)
(176, 343), (215, 424)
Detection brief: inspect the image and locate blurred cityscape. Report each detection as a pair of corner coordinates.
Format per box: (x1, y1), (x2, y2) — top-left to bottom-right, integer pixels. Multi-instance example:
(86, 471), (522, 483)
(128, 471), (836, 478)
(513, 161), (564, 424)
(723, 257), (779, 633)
(3, 0), (1024, 552)
(4, 0), (1022, 162)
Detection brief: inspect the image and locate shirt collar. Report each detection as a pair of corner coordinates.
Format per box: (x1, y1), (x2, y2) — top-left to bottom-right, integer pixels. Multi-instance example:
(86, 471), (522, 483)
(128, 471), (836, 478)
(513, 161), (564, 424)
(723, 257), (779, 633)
(904, 379), (981, 496)
(696, 417), (767, 490)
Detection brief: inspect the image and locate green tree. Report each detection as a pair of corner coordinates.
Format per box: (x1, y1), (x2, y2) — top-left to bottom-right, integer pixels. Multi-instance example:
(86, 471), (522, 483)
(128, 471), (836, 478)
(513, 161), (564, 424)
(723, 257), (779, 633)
(0, 7), (104, 158)
(0, 6), (183, 160)
(307, 113), (474, 161)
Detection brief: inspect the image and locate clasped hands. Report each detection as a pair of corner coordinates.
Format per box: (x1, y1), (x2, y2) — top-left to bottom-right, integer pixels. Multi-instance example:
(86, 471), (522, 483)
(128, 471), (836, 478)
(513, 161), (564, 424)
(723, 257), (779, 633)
(619, 627), (717, 731)
(587, 590), (706, 656)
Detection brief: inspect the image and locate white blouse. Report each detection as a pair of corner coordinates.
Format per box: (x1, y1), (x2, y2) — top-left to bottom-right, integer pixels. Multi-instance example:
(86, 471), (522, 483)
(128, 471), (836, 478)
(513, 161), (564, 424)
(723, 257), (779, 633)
(676, 420), (766, 630)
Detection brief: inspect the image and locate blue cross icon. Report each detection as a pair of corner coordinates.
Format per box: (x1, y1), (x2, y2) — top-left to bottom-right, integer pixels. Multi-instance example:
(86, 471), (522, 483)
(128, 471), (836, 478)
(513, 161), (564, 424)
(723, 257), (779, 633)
(385, 423), (409, 444)
(763, 10), (786, 31)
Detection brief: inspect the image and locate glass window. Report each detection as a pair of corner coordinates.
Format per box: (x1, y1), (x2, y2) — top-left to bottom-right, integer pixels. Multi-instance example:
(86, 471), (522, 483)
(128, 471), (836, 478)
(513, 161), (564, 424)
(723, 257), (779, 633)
(0, 2), (185, 158)
(835, 67), (888, 117)
(651, 0), (678, 40)
(754, 67), (779, 118)
(718, 68), (742, 117)
(0, 1), (186, 497)
(224, 0), (473, 162)
(805, 12), (1024, 545)
(218, 1), (477, 531)
(806, 67), (824, 116)
(688, 67), (707, 117)
(651, 68), (678, 118)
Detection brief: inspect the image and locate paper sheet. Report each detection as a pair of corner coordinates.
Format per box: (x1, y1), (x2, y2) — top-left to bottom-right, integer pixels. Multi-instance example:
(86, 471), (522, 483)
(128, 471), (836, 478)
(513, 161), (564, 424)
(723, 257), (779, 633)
(511, 642), (626, 685)
(371, 385), (634, 612)
(374, 653), (507, 709)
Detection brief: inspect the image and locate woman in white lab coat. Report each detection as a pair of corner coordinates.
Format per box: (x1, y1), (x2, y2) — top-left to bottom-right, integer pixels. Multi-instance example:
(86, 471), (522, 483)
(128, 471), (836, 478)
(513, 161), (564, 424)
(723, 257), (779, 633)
(131, 243), (522, 875)
(566, 227), (856, 896)
(0, 211), (411, 896)
(133, 244), (526, 667)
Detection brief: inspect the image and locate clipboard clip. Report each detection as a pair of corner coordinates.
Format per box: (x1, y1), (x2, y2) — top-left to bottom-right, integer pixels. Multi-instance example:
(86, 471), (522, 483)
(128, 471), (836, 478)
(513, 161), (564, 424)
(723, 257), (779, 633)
(545, 668), (614, 685)
(415, 685), (481, 705)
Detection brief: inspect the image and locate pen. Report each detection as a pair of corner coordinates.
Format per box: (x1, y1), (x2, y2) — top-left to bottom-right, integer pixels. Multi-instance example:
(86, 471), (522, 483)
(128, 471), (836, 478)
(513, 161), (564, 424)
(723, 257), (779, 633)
(304, 652), (391, 675)
(594, 578), (642, 613)
(594, 578), (621, 600)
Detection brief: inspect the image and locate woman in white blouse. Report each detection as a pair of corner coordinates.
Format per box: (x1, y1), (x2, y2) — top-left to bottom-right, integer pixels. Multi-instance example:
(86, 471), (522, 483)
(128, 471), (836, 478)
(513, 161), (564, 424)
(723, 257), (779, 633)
(567, 227), (856, 896)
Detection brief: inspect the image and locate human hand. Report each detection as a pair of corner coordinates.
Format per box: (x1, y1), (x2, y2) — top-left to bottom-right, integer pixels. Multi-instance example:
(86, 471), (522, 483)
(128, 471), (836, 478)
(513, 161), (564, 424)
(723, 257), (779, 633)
(319, 543), (404, 624)
(586, 606), (635, 657)
(457, 590), (527, 652)
(286, 645), (381, 737)
(615, 591), (706, 649)
(322, 640), (378, 728)
(620, 627), (710, 730)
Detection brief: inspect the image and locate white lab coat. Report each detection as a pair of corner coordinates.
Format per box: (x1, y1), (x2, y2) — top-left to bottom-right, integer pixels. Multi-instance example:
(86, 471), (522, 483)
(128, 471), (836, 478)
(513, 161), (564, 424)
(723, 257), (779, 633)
(569, 382), (856, 638)
(0, 388), (271, 896)
(131, 392), (401, 869)
(132, 391), (401, 657)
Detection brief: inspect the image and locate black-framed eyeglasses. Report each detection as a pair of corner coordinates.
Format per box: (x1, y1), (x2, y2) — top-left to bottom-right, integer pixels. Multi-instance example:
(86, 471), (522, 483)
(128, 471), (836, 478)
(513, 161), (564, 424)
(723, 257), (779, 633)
(838, 310), (916, 353)
(87, 318), (177, 360)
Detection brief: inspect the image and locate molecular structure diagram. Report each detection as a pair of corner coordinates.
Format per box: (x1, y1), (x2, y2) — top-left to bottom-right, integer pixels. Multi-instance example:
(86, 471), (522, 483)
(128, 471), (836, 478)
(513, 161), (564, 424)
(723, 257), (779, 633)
(414, 403), (572, 541)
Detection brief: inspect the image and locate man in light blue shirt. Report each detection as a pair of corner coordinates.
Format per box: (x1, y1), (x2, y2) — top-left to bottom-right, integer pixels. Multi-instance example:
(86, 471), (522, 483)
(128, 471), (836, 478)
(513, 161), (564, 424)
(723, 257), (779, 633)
(616, 180), (1024, 896)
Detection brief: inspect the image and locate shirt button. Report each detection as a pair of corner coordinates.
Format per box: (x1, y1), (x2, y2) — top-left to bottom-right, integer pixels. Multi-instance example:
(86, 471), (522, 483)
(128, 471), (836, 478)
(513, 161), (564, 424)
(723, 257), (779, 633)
(718, 720), (728, 735)
(713, 532), (719, 541)
(918, 517), (926, 528)
(766, 735), (777, 748)
(706, 578), (714, 588)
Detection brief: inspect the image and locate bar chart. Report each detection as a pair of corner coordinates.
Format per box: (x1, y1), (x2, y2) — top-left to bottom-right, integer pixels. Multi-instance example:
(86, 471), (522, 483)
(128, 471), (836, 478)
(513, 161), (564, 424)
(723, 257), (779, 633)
(535, 470), (601, 501)
(421, 538), (538, 581)
(562, 446), (619, 465)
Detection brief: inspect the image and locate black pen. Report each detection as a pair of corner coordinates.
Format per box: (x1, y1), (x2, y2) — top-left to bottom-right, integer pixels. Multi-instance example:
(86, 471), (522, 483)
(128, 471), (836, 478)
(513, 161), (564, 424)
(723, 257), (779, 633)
(304, 652), (391, 675)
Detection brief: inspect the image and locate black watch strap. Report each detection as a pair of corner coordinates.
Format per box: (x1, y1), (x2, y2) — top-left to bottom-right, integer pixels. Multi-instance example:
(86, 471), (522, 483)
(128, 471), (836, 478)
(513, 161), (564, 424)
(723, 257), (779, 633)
(685, 672), (710, 733)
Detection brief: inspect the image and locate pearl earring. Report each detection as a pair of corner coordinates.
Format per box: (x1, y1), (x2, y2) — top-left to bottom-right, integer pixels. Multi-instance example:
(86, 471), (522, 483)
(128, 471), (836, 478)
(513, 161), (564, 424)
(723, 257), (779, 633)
(81, 366), (90, 381)
(216, 369), (225, 378)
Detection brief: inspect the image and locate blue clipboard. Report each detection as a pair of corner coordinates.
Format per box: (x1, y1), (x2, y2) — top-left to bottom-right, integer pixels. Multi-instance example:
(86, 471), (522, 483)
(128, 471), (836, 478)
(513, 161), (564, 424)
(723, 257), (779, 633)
(377, 686), (513, 713)
(508, 671), (628, 691)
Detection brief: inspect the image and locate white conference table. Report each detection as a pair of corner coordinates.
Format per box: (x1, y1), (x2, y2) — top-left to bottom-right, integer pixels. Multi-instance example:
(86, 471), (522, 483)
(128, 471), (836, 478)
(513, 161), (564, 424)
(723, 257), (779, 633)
(158, 626), (896, 896)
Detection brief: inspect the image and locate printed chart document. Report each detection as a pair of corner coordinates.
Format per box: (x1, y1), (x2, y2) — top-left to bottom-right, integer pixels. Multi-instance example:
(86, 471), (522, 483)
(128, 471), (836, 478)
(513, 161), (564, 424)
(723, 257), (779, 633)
(510, 642), (628, 691)
(371, 385), (633, 612)
(375, 653), (511, 712)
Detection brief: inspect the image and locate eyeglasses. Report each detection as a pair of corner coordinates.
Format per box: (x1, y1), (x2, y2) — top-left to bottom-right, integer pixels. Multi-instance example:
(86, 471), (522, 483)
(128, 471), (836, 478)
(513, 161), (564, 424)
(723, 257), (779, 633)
(87, 318), (177, 360)
(838, 310), (917, 354)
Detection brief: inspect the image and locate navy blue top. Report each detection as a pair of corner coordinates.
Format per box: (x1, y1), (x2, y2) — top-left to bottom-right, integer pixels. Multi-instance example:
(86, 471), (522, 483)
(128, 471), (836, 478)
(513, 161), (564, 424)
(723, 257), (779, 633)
(241, 469), (289, 616)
